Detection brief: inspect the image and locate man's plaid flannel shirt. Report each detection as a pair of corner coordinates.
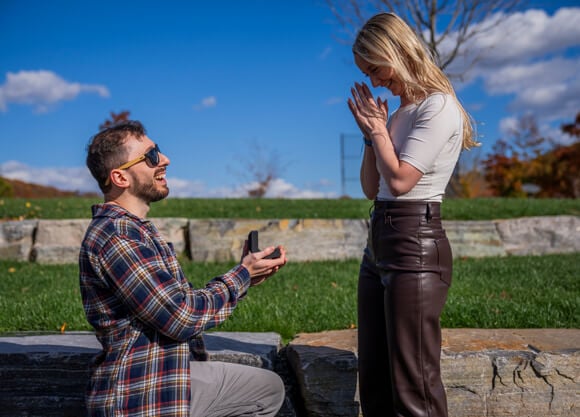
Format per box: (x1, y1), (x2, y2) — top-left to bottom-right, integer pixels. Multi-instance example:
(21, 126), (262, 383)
(79, 203), (251, 417)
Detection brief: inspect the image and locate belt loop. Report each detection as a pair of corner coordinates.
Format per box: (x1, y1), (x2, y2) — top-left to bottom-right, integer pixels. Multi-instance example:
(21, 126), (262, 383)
(426, 203), (432, 222)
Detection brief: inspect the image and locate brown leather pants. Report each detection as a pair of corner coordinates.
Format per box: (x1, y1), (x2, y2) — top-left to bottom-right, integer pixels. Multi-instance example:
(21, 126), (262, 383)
(358, 200), (452, 417)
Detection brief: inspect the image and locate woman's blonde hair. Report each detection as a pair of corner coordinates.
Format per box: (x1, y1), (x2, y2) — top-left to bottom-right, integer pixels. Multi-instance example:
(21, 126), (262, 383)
(353, 13), (479, 149)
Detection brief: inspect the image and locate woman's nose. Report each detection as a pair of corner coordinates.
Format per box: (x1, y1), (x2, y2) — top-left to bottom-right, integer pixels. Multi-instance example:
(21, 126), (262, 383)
(370, 74), (380, 88)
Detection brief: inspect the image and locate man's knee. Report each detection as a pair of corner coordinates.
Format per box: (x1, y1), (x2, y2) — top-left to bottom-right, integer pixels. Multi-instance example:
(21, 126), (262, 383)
(260, 370), (285, 414)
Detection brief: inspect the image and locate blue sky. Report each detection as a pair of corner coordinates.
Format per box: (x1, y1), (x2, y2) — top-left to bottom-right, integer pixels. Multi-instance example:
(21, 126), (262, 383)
(1, 1), (579, 199)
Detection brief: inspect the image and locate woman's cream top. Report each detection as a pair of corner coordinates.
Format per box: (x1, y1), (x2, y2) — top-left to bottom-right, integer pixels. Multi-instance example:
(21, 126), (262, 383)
(377, 93), (463, 202)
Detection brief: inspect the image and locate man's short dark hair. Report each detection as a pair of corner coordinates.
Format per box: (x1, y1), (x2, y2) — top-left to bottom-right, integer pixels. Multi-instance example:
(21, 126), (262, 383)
(86, 120), (147, 192)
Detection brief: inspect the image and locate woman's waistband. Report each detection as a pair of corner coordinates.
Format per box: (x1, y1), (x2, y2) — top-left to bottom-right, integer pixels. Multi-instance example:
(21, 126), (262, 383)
(373, 199), (441, 218)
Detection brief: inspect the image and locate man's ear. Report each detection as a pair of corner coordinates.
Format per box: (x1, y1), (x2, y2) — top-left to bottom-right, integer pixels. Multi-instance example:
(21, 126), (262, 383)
(109, 169), (131, 189)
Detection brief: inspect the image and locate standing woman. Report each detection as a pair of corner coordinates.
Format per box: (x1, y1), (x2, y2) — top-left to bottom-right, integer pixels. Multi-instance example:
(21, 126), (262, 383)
(348, 13), (478, 417)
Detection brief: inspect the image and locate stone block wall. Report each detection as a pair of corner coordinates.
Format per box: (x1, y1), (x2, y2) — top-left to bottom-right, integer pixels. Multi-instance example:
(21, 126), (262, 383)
(0, 332), (294, 417)
(0, 219), (36, 261)
(287, 329), (580, 417)
(2, 329), (578, 417)
(0, 216), (578, 264)
(188, 218), (369, 262)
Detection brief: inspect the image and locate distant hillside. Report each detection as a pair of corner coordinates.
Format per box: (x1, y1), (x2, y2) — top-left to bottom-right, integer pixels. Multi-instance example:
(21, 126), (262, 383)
(0, 176), (98, 199)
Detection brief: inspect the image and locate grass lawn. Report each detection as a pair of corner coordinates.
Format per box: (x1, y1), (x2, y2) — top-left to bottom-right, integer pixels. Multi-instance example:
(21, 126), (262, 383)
(1, 253), (578, 342)
(1, 197), (579, 220)
(1, 197), (577, 342)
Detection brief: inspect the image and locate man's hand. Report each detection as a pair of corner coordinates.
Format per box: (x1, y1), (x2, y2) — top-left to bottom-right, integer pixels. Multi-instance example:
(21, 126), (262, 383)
(241, 243), (287, 287)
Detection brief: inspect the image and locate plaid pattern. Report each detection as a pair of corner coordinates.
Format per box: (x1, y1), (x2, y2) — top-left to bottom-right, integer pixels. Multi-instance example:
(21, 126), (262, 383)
(79, 203), (250, 417)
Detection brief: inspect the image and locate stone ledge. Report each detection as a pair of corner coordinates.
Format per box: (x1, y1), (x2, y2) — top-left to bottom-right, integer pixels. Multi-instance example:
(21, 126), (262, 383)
(1, 329), (578, 417)
(0, 331), (296, 417)
(1, 216), (578, 264)
(287, 329), (580, 417)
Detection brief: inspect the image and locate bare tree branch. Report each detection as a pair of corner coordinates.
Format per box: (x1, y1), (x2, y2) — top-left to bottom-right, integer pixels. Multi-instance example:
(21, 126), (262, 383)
(228, 141), (288, 198)
(327, 0), (527, 79)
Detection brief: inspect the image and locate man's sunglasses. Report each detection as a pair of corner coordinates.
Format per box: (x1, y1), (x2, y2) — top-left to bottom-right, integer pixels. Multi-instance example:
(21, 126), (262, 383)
(105, 144), (161, 186)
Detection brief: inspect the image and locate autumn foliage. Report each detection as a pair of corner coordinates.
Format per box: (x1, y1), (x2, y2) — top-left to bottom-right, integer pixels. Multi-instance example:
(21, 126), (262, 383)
(482, 113), (579, 198)
(0, 177), (97, 198)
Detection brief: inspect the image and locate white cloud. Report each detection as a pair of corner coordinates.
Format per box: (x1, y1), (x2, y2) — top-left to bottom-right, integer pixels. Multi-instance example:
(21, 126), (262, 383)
(319, 46), (332, 60)
(263, 178), (337, 198)
(483, 57), (580, 120)
(497, 8), (580, 61)
(0, 70), (110, 112)
(166, 177), (211, 197)
(498, 117), (519, 136)
(193, 96), (217, 111)
(168, 176), (338, 198)
(443, 7), (580, 140)
(325, 96), (344, 105)
(0, 160), (99, 193)
(186, 178), (338, 199)
(498, 115), (577, 147)
(1, 160), (338, 198)
(446, 8), (580, 75)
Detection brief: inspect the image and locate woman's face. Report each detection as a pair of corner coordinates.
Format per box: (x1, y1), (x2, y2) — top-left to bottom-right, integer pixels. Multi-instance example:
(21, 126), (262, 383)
(355, 54), (404, 98)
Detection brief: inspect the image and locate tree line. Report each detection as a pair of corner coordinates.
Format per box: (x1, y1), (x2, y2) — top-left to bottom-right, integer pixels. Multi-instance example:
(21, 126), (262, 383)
(449, 113), (579, 199)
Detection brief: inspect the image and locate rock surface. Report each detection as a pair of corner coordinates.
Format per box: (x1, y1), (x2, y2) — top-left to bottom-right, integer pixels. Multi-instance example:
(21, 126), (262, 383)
(287, 328), (580, 417)
(1, 329), (577, 417)
(0, 219), (36, 261)
(0, 331), (294, 417)
(0, 216), (578, 264)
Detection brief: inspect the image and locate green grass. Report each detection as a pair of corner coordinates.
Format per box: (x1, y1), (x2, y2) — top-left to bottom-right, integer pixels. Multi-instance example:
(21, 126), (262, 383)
(1, 197), (577, 341)
(1, 197), (579, 220)
(1, 253), (578, 342)
(444, 255), (579, 328)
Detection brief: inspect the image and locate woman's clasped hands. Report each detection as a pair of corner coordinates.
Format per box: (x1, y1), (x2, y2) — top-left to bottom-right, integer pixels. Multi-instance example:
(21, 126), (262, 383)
(347, 82), (389, 143)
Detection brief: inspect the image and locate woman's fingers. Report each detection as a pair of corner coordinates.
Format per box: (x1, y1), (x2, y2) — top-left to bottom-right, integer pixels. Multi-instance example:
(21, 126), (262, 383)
(362, 82), (373, 98)
(354, 82), (380, 112)
(351, 87), (364, 110)
(357, 82), (374, 103)
(350, 82), (389, 136)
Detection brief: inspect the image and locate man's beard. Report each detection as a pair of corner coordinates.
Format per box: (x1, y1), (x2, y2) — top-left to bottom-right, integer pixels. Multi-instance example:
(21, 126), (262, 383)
(133, 176), (169, 203)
